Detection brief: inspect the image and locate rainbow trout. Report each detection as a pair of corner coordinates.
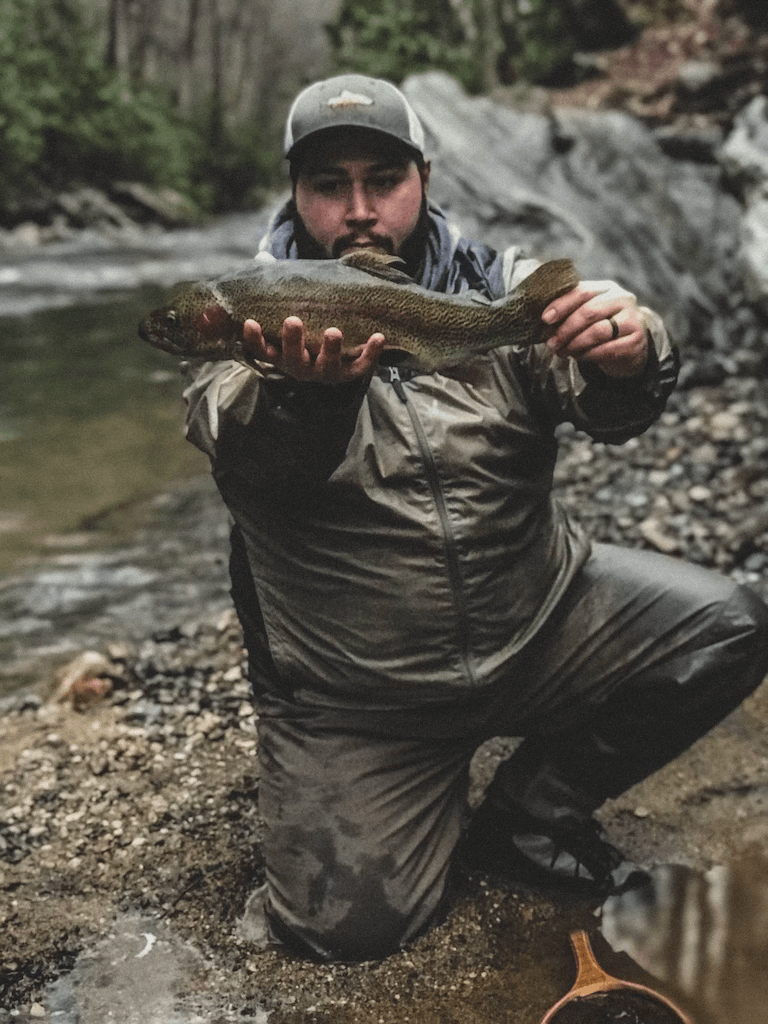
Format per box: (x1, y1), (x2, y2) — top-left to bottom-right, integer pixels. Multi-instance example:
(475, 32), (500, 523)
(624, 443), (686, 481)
(139, 249), (579, 372)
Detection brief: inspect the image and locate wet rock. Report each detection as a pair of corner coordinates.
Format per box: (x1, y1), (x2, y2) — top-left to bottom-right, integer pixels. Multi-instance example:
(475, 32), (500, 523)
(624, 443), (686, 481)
(403, 72), (756, 357)
(741, 198), (768, 310)
(677, 59), (723, 94)
(653, 122), (724, 164)
(10, 223), (45, 247)
(50, 652), (113, 709)
(718, 95), (768, 312)
(719, 95), (768, 201)
(55, 187), (140, 236)
(122, 700), (164, 727)
(17, 694), (43, 714)
(108, 182), (201, 228)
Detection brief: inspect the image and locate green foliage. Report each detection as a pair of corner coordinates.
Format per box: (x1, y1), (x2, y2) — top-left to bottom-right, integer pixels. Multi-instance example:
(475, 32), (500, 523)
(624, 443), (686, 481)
(497, 0), (579, 86)
(191, 116), (282, 214)
(0, 0), (198, 217)
(0, 0), (281, 221)
(620, 0), (686, 29)
(326, 0), (589, 92)
(326, 0), (483, 93)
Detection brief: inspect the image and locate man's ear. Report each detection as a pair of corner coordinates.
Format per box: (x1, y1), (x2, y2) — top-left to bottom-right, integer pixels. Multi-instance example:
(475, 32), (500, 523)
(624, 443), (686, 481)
(420, 160), (431, 195)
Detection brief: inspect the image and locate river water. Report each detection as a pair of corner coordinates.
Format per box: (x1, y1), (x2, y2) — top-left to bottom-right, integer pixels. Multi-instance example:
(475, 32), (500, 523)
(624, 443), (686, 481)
(0, 207), (274, 694)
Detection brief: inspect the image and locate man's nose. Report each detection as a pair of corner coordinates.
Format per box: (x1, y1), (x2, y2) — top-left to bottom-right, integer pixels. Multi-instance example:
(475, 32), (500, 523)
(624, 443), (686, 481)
(346, 183), (376, 223)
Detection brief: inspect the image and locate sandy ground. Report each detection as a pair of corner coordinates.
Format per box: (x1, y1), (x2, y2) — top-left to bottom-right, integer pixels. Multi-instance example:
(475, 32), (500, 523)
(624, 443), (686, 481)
(3, 6), (768, 1015)
(1, 605), (767, 1024)
(2, 375), (768, 1024)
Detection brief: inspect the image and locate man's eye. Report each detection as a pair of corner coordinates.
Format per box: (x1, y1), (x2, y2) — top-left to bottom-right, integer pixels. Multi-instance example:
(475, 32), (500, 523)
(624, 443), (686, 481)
(369, 174), (402, 192)
(313, 179), (345, 196)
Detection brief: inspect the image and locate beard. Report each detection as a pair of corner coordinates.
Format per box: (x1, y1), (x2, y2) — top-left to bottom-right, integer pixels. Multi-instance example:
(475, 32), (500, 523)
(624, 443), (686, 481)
(290, 196), (431, 278)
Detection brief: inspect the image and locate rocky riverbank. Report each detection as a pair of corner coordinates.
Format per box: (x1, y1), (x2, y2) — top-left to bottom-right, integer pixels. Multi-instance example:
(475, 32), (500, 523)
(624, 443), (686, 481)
(2, 371), (768, 1023)
(0, 604), (605, 1024)
(0, 183), (204, 251)
(2, 600), (767, 1024)
(3, 4), (768, 1017)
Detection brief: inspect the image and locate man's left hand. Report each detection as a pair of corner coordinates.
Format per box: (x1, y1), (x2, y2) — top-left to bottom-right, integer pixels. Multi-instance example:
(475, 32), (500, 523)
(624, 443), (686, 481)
(541, 282), (649, 379)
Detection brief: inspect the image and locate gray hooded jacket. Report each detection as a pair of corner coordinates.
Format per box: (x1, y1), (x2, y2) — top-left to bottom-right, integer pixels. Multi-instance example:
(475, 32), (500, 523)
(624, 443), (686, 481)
(184, 209), (678, 712)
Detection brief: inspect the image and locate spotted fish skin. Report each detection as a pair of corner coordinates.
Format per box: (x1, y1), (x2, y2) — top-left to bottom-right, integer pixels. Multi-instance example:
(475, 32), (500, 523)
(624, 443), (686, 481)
(138, 249), (579, 372)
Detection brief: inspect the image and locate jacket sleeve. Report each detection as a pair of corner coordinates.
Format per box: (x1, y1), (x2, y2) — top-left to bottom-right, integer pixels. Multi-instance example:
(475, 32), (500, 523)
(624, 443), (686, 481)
(184, 360), (369, 496)
(517, 307), (679, 443)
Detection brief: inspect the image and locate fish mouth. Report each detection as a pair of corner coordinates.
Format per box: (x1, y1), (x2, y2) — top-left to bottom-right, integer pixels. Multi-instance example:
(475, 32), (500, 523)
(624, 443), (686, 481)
(138, 321), (183, 355)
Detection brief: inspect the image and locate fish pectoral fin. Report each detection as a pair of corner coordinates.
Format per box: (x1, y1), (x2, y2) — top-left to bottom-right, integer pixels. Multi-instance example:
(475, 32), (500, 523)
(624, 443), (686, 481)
(340, 249), (414, 284)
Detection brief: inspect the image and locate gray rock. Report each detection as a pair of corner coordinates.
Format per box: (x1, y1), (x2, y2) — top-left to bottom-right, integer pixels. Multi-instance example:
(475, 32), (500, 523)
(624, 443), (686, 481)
(56, 187), (140, 234)
(719, 95), (768, 202)
(718, 96), (768, 312)
(109, 182), (201, 228)
(677, 59), (722, 93)
(403, 71), (747, 351)
(741, 198), (768, 312)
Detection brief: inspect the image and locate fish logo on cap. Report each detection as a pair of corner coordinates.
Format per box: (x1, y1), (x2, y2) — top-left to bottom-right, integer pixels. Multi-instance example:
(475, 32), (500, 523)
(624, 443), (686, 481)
(283, 75), (427, 159)
(327, 90), (374, 109)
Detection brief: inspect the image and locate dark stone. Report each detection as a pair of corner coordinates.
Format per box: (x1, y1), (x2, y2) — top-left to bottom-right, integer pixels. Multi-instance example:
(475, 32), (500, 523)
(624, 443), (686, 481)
(654, 125), (723, 163)
(563, 0), (637, 51)
(404, 72), (744, 351)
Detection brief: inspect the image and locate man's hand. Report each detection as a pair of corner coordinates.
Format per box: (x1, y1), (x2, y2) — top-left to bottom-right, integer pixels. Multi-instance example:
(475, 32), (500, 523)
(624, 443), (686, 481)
(542, 281), (649, 379)
(243, 316), (386, 384)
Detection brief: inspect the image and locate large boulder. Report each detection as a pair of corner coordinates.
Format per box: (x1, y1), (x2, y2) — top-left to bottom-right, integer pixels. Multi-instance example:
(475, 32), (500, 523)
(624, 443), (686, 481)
(402, 72), (762, 367)
(719, 96), (768, 313)
(741, 199), (768, 313)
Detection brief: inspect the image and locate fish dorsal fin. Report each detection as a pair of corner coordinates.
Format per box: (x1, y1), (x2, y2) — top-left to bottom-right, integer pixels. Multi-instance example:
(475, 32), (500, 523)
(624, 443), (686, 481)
(340, 249), (413, 284)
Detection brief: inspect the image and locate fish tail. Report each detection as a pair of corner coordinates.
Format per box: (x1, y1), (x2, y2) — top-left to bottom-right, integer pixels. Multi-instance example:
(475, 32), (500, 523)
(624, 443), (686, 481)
(514, 258), (580, 311)
(491, 257), (579, 348)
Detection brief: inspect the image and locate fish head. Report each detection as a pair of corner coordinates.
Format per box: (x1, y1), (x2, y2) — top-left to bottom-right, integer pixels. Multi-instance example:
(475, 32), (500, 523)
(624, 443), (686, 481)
(138, 283), (237, 358)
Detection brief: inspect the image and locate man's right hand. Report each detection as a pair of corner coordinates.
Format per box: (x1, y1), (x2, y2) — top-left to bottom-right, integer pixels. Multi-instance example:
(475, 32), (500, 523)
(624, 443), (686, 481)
(243, 316), (386, 384)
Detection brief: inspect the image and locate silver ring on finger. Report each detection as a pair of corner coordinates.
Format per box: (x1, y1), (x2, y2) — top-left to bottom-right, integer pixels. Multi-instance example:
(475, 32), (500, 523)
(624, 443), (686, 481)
(607, 316), (620, 340)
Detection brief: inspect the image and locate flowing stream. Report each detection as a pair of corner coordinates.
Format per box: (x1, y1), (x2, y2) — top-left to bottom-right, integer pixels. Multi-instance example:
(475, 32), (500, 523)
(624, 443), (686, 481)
(0, 207), (274, 695)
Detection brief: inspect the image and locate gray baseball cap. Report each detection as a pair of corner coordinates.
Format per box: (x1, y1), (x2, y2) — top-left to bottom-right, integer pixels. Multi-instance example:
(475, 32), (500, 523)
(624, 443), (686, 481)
(283, 74), (426, 161)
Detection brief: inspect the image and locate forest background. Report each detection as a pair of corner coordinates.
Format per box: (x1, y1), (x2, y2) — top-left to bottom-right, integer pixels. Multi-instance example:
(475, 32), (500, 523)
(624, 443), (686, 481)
(0, 0), (679, 227)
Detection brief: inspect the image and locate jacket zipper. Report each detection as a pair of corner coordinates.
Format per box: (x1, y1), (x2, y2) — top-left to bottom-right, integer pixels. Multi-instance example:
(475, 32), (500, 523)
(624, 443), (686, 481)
(385, 367), (478, 686)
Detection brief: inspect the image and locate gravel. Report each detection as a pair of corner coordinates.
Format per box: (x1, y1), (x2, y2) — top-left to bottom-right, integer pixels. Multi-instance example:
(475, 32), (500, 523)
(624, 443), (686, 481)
(1, 371), (767, 1022)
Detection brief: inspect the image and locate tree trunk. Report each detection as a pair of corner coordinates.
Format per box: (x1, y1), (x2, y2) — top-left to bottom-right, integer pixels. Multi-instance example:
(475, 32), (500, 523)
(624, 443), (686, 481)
(106, 0), (120, 70)
(471, 0), (501, 92)
(179, 0), (203, 114)
(208, 0), (224, 146)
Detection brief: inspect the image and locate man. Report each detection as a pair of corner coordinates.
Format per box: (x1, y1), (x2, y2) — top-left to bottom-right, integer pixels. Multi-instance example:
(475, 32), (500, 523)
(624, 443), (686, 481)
(184, 75), (768, 961)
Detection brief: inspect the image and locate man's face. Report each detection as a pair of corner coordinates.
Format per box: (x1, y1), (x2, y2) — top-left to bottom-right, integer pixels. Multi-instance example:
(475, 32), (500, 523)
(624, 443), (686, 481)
(293, 132), (430, 259)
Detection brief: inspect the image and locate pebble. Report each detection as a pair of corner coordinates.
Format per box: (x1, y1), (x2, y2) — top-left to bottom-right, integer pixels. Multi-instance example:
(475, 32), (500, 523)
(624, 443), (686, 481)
(553, 378), (768, 601)
(638, 518), (680, 554)
(1, 378), (767, 886)
(688, 485), (713, 502)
